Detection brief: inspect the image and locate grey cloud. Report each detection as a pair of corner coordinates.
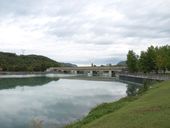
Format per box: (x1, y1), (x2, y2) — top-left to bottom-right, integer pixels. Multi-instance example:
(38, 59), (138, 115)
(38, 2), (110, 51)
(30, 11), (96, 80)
(0, 0), (169, 65)
(116, 0), (170, 38)
(0, 0), (41, 16)
(45, 18), (85, 38)
(71, 57), (125, 66)
(6, 0), (169, 41)
(0, 0), (88, 17)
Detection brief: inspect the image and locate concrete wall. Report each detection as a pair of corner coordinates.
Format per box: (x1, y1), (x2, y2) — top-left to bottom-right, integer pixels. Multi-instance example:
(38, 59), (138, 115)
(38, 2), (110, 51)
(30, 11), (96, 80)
(119, 75), (161, 84)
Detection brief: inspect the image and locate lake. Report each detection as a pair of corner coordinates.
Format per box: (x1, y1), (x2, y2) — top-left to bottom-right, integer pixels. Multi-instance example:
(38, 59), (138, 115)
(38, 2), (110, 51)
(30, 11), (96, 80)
(0, 75), (138, 128)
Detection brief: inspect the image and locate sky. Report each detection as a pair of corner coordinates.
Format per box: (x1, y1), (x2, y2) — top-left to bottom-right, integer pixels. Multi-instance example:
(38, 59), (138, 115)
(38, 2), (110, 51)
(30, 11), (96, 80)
(0, 0), (169, 66)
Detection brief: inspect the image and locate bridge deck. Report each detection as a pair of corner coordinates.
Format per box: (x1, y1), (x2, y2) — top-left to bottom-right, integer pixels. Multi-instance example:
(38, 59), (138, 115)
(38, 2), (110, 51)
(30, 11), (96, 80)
(47, 66), (127, 72)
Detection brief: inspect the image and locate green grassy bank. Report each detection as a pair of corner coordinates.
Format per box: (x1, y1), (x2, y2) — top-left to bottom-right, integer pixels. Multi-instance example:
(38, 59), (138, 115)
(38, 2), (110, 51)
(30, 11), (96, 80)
(66, 80), (170, 128)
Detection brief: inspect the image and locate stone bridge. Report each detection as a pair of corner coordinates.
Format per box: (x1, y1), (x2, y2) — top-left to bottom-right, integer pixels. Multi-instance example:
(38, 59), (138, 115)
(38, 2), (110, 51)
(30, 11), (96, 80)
(46, 66), (127, 77)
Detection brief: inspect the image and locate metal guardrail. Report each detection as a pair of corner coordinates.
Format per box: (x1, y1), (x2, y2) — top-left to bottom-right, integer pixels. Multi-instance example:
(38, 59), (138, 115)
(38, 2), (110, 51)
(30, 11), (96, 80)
(119, 73), (170, 81)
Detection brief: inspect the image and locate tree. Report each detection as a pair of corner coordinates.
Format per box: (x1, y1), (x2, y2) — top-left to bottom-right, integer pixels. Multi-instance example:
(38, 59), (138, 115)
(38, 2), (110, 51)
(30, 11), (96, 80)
(145, 46), (157, 73)
(155, 46), (167, 73)
(167, 45), (170, 70)
(156, 45), (170, 72)
(126, 50), (138, 73)
(139, 51), (148, 73)
(138, 46), (157, 73)
(127, 44), (170, 73)
(0, 52), (62, 72)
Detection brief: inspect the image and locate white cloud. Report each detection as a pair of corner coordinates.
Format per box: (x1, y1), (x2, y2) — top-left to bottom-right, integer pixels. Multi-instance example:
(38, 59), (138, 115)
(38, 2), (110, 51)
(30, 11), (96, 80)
(0, 0), (169, 65)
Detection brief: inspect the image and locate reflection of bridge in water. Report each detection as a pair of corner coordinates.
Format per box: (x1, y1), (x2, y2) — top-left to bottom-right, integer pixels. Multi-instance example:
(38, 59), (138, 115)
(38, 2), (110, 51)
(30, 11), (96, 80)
(46, 66), (127, 77)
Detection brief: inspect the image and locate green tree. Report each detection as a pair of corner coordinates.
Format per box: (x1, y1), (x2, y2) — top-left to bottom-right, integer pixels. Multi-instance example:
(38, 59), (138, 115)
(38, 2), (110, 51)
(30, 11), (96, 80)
(156, 46), (167, 73)
(145, 45), (157, 73)
(167, 45), (170, 70)
(139, 51), (147, 73)
(0, 52), (62, 72)
(126, 50), (138, 73)
(138, 46), (157, 73)
(157, 45), (170, 72)
(128, 44), (170, 73)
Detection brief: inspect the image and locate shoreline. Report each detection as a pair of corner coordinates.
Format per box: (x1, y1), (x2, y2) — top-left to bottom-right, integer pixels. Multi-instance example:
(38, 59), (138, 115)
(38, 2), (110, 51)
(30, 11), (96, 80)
(60, 76), (117, 81)
(0, 71), (46, 75)
(65, 91), (140, 128)
(65, 80), (169, 128)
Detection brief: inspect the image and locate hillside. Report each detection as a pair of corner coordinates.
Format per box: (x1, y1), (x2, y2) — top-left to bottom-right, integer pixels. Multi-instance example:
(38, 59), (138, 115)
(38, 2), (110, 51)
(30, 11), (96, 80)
(0, 52), (73, 71)
(66, 80), (170, 128)
(117, 61), (127, 66)
(61, 63), (77, 67)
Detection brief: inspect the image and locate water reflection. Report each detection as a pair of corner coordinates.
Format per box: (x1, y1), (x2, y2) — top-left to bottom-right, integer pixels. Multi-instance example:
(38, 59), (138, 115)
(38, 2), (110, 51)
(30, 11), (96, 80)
(126, 84), (142, 96)
(0, 77), (59, 89)
(0, 76), (130, 128)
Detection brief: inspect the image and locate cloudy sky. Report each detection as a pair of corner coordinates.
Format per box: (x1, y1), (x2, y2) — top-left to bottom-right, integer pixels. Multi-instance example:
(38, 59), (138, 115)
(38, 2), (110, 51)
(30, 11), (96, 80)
(0, 0), (169, 66)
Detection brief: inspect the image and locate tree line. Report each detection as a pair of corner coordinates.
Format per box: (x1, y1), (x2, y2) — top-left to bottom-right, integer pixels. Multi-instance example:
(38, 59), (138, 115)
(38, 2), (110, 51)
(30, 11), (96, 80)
(0, 52), (61, 71)
(126, 45), (170, 73)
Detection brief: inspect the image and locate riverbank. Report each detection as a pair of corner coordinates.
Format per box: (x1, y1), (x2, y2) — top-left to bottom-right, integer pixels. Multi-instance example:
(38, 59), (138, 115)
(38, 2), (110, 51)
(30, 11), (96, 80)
(0, 71), (46, 75)
(66, 80), (170, 128)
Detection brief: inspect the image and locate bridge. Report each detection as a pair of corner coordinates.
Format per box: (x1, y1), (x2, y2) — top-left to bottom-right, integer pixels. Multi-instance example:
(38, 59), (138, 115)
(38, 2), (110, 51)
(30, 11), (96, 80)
(46, 66), (127, 77)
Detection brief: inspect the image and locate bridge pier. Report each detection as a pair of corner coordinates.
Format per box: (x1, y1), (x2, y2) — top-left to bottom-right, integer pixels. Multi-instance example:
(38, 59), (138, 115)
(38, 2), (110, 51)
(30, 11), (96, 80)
(87, 71), (93, 76)
(108, 71), (112, 77)
(109, 71), (115, 77)
(71, 70), (77, 74)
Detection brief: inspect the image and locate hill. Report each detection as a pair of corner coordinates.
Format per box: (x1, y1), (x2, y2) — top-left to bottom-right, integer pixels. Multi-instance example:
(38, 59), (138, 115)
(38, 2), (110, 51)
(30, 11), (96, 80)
(0, 52), (75, 71)
(117, 61), (127, 66)
(66, 80), (170, 128)
(61, 63), (77, 67)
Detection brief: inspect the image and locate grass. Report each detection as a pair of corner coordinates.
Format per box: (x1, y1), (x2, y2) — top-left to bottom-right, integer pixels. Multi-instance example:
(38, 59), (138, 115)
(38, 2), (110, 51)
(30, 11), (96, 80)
(66, 80), (170, 128)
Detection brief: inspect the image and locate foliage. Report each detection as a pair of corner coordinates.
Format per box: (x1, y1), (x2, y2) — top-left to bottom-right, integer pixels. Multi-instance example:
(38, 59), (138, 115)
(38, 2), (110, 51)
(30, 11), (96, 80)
(138, 51), (148, 73)
(126, 50), (138, 72)
(127, 45), (170, 73)
(0, 52), (61, 71)
(156, 45), (170, 72)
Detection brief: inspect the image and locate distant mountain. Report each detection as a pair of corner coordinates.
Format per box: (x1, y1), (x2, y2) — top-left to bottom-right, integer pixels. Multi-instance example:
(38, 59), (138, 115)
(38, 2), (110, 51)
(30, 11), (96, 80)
(61, 63), (77, 67)
(117, 61), (127, 66)
(0, 52), (75, 71)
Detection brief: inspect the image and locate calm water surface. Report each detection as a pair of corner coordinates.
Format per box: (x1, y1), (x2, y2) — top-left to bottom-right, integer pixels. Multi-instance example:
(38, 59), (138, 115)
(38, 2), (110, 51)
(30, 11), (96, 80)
(0, 75), (135, 128)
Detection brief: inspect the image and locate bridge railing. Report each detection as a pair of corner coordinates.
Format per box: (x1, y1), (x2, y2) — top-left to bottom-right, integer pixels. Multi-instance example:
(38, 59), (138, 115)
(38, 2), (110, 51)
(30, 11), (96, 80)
(46, 66), (127, 72)
(119, 72), (170, 81)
